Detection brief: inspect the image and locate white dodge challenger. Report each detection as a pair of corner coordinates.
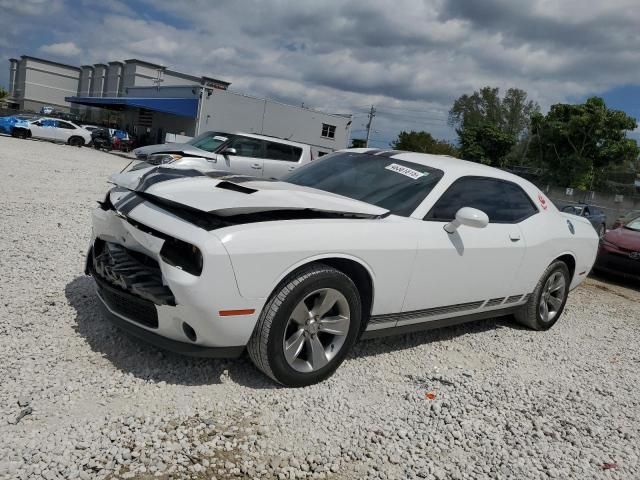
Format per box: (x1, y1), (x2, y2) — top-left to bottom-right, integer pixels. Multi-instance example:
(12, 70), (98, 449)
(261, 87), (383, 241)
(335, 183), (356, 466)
(87, 149), (599, 386)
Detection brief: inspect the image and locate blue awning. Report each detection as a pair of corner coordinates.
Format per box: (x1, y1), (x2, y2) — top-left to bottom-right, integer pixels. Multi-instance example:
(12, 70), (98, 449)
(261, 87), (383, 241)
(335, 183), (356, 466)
(65, 96), (198, 117)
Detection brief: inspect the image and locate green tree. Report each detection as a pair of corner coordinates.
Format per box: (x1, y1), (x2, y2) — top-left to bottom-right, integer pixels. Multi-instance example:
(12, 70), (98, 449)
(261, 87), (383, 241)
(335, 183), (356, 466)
(390, 130), (458, 156)
(448, 86), (539, 166)
(458, 124), (516, 166)
(0, 87), (8, 100)
(449, 86), (539, 137)
(529, 97), (640, 189)
(350, 138), (366, 148)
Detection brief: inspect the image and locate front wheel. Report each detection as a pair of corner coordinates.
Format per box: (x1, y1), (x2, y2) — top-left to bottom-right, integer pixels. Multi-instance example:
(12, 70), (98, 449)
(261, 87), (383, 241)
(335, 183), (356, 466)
(248, 264), (361, 387)
(515, 260), (570, 330)
(68, 136), (85, 147)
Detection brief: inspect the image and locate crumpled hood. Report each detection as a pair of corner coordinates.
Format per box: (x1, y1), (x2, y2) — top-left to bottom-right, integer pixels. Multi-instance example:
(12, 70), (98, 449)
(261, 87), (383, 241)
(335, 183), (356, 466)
(133, 143), (215, 158)
(110, 166), (388, 218)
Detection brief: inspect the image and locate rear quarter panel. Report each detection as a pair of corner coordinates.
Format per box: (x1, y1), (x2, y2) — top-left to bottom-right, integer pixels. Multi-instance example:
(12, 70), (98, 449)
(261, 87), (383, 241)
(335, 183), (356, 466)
(517, 208), (598, 293)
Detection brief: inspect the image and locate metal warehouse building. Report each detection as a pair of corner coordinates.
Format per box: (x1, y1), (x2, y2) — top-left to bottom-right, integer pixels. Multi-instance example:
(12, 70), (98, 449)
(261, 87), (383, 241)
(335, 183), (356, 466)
(6, 56), (351, 155)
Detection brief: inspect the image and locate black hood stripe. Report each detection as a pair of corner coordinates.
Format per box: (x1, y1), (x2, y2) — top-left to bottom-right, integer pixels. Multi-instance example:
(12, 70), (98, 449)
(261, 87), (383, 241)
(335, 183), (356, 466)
(135, 167), (206, 192)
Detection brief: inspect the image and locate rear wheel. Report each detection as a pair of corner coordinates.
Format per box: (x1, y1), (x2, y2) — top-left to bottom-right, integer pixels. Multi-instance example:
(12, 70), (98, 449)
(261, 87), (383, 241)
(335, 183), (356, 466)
(68, 136), (85, 147)
(248, 264), (361, 387)
(12, 128), (29, 139)
(515, 260), (570, 330)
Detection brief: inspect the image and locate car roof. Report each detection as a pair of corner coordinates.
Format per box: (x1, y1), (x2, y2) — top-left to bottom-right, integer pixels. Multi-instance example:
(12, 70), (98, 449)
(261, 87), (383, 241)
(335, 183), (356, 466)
(341, 148), (531, 184)
(233, 132), (309, 148)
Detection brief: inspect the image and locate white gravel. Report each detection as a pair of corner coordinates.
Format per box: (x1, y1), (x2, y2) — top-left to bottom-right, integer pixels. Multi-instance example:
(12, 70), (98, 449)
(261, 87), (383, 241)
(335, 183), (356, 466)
(1, 135), (639, 480)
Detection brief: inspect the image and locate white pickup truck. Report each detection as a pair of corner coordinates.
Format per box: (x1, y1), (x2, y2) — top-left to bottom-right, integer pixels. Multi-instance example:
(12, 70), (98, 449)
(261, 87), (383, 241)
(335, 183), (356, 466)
(135, 132), (314, 179)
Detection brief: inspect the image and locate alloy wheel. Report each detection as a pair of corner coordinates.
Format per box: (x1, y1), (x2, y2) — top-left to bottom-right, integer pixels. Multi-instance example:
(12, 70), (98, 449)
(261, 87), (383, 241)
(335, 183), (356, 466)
(282, 288), (351, 373)
(538, 271), (566, 323)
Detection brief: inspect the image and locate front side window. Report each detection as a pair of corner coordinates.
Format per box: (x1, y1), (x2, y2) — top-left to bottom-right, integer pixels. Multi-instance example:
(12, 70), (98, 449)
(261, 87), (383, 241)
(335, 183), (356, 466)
(321, 123), (336, 139)
(265, 141), (302, 162)
(226, 136), (264, 158)
(285, 152), (443, 216)
(425, 176), (538, 224)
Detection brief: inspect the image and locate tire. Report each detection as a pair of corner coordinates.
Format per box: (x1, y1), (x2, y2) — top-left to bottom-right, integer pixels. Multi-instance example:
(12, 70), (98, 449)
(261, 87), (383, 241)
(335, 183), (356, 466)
(68, 136), (85, 147)
(248, 263), (362, 387)
(515, 260), (570, 330)
(12, 128), (28, 139)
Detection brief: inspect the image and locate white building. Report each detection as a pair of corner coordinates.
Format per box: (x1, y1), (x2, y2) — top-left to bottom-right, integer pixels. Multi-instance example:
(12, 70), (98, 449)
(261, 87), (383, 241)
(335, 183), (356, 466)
(6, 55), (352, 155)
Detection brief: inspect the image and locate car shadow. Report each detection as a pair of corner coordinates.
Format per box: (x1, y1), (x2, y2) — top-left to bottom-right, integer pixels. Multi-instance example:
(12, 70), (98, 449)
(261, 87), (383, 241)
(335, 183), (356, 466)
(352, 315), (522, 360)
(67, 275), (526, 388)
(65, 275), (277, 389)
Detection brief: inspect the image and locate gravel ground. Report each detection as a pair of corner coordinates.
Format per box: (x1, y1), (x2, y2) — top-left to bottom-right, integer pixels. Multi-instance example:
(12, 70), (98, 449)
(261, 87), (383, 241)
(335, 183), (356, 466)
(1, 135), (639, 480)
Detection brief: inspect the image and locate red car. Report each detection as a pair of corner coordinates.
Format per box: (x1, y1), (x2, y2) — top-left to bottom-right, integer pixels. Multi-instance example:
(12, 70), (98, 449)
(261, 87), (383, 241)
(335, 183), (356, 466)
(594, 217), (640, 280)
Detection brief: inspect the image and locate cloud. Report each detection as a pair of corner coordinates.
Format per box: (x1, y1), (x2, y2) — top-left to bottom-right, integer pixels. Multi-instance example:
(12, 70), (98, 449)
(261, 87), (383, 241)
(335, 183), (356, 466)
(1, 0), (639, 144)
(39, 41), (82, 57)
(0, 0), (64, 15)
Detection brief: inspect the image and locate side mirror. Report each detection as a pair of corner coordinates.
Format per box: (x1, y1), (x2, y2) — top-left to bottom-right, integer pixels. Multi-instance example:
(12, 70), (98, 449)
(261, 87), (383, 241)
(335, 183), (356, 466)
(444, 207), (489, 234)
(222, 148), (237, 156)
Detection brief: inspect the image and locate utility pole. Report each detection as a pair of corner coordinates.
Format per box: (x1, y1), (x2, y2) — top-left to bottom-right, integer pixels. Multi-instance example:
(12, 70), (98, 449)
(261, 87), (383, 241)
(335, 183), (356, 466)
(365, 105), (376, 147)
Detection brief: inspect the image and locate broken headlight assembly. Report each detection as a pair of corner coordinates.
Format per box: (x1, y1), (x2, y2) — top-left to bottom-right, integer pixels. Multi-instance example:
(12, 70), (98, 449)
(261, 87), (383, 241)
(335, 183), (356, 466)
(147, 153), (183, 165)
(159, 238), (203, 276)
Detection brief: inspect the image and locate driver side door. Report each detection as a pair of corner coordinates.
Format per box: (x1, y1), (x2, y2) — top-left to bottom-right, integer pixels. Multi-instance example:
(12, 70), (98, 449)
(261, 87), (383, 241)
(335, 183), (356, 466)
(401, 176), (538, 323)
(216, 136), (265, 176)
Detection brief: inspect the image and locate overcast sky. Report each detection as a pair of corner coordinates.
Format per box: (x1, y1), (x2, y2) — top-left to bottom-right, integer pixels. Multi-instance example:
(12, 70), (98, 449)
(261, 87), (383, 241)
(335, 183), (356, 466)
(2, 0), (640, 146)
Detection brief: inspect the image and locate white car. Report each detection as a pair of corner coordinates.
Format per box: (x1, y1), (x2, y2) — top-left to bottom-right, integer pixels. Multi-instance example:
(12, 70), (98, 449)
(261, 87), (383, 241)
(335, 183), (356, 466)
(136, 132), (314, 179)
(87, 149), (599, 386)
(13, 117), (92, 146)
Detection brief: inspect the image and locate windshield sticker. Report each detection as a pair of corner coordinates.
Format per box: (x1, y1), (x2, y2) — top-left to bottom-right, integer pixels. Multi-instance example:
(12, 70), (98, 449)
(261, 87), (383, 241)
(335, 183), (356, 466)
(385, 163), (425, 180)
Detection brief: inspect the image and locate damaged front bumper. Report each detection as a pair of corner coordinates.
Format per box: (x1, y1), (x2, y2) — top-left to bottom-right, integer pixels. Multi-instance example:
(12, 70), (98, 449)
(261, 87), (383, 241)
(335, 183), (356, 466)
(86, 198), (265, 356)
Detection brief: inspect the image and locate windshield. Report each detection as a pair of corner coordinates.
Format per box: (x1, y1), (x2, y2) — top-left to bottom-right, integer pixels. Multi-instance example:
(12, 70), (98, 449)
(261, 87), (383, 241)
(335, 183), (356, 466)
(186, 131), (229, 152)
(622, 210), (640, 221)
(284, 152), (444, 216)
(625, 218), (640, 231)
(562, 205), (583, 215)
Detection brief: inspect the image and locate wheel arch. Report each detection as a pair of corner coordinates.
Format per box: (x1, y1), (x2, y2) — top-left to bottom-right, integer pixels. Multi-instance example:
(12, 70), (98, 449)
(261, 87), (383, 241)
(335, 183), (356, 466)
(271, 254), (376, 328)
(553, 252), (576, 280)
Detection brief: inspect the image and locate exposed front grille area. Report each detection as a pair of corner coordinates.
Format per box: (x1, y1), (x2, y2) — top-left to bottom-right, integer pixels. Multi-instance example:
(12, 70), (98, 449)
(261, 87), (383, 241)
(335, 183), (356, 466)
(90, 239), (177, 328)
(94, 272), (159, 328)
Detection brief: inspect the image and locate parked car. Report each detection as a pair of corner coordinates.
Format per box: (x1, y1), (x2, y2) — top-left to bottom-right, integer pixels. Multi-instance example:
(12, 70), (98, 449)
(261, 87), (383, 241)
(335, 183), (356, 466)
(86, 149), (599, 386)
(594, 216), (640, 280)
(81, 125), (100, 133)
(91, 128), (114, 150)
(612, 209), (640, 229)
(12, 117), (92, 146)
(133, 131), (233, 161)
(141, 133), (314, 179)
(561, 204), (607, 237)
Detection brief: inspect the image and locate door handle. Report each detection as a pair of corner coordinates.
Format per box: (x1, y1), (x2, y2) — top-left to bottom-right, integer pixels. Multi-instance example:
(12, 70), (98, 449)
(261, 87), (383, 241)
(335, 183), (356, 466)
(509, 232), (521, 242)
(251, 163), (261, 169)
(288, 166), (296, 171)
